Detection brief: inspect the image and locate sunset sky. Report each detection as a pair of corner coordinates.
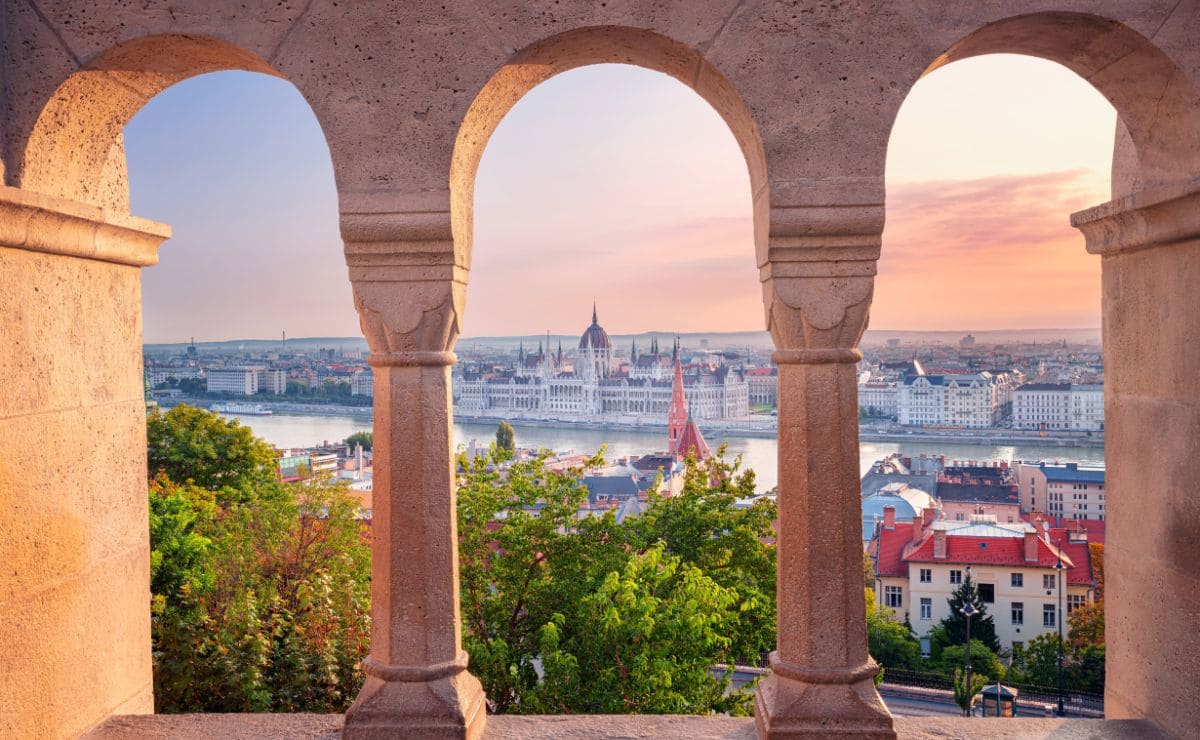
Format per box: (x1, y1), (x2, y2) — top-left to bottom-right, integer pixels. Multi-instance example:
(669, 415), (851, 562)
(130, 54), (1115, 344)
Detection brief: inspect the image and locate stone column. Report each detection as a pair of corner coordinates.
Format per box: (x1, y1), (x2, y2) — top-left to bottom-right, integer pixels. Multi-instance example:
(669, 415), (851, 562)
(341, 201), (486, 740)
(0, 186), (169, 738)
(753, 196), (894, 739)
(1072, 183), (1200, 739)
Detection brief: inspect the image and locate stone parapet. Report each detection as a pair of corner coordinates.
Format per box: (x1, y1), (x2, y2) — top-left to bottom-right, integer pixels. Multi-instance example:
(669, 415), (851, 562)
(0, 186), (169, 266)
(1071, 180), (1200, 255)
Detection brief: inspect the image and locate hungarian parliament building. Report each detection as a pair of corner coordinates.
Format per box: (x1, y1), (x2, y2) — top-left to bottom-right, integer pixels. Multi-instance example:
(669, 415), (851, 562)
(453, 308), (750, 421)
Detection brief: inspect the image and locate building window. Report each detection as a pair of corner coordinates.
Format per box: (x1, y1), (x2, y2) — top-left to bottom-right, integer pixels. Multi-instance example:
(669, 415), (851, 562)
(978, 583), (995, 603)
(1044, 604), (1057, 627)
(1012, 602), (1024, 625)
(920, 598), (932, 620)
(950, 570), (963, 585)
(885, 586), (903, 609)
(1068, 594), (1086, 613)
(1043, 574), (1056, 590)
(1011, 573), (1024, 588)
(919, 568), (932, 583)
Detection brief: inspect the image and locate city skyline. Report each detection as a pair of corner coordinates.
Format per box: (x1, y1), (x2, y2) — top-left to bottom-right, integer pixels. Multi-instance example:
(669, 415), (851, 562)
(130, 55), (1115, 343)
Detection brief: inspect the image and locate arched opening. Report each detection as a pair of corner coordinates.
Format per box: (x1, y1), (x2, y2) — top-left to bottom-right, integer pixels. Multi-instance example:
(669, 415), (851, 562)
(871, 13), (1200, 732)
(442, 28), (773, 716)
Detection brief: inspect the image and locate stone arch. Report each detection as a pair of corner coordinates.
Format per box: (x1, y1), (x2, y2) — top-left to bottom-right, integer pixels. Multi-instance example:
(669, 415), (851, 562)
(17, 34), (327, 212)
(918, 11), (1200, 195)
(449, 25), (768, 273)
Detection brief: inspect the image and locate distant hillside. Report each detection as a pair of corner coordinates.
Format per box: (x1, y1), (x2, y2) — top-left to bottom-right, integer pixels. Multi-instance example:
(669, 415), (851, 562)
(145, 326), (1101, 354)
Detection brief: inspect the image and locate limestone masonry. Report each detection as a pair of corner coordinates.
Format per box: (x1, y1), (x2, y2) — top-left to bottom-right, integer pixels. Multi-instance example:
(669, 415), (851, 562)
(3, 3), (1200, 739)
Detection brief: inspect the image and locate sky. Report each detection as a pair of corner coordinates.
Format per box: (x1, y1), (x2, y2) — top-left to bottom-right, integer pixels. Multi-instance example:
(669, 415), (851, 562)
(129, 55), (1116, 343)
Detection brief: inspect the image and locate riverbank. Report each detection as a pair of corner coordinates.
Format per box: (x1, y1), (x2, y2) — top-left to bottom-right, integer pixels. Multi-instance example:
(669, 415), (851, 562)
(159, 398), (1103, 449)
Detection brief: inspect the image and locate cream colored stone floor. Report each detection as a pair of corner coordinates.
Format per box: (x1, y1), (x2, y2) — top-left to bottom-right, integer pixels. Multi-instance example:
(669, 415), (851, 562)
(86, 714), (1169, 739)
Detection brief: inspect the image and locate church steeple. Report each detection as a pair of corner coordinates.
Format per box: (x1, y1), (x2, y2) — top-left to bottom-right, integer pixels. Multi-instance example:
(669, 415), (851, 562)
(631, 338), (638, 361)
(666, 347), (688, 452)
(518, 341), (525, 362)
(592, 301), (598, 325)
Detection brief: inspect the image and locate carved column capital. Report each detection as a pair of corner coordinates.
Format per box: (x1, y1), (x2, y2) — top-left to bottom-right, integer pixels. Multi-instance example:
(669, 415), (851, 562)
(343, 209), (466, 360)
(1072, 180), (1200, 255)
(760, 203), (882, 359)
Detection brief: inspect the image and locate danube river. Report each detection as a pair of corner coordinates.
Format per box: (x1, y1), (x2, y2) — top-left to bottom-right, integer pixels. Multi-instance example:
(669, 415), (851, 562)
(227, 411), (1105, 492)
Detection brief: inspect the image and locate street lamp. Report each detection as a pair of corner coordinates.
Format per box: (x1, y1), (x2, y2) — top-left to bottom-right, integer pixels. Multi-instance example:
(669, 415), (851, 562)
(1055, 541), (1066, 717)
(960, 599), (979, 717)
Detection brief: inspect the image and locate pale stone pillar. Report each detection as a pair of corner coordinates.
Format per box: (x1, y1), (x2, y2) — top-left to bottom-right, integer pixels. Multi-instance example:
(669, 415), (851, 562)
(1072, 183), (1200, 739)
(0, 186), (168, 737)
(341, 203), (486, 740)
(754, 198), (894, 739)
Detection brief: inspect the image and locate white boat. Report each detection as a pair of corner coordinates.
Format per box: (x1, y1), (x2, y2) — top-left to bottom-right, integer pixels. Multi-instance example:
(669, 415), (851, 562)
(211, 402), (274, 416)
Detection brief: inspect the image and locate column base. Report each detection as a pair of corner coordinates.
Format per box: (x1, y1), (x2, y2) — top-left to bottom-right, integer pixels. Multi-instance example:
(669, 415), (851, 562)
(343, 655), (487, 740)
(754, 654), (894, 739)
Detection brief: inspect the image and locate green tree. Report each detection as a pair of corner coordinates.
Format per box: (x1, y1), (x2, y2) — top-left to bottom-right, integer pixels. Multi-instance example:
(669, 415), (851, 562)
(147, 404), (278, 501)
(1014, 633), (1062, 686)
(952, 667), (986, 716)
(940, 640), (1005, 681)
(345, 431), (373, 451)
(935, 573), (1001, 653)
(865, 588), (921, 672)
(527, 544), (745, 715)
(1068, 644), (1105, 694)
(456, 448), (766, 714)
(495, 421), (516, 456)
(148, 410), (371, 714)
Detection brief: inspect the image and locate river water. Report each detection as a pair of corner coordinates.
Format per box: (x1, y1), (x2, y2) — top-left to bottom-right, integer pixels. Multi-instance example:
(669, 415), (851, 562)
(229, 412), (1105, 492)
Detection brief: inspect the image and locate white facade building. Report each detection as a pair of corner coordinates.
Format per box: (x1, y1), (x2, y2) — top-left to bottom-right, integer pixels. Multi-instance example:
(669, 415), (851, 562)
(858, 381), (898, 418)
(206, 368), (257, 395)
(146, 366), (201, 386)
(1012, 383), (1071, 429)
(258, 368), (287, 395)
(454, 311), (749, 422)
(351, 368), (374, 397)
(1069, 384), (1104, 431)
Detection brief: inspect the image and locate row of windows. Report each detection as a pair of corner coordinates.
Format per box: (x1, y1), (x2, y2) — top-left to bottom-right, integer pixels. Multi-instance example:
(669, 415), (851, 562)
(916, 569), (1058, 591)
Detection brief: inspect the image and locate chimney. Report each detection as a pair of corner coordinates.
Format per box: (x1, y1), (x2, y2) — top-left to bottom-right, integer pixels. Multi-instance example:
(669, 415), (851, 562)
(923, 507), (936, 528)
(933, 528), (947, 559)
(911, 513), (923, 543)
(883, 505), (896, 530)
(1024, 530), (1039, 563)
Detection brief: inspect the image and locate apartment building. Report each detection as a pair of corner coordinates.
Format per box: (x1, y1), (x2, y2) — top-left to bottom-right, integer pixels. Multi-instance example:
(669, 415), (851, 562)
(870, 511), (1096, 652)
(1016, 462), (1106, 520)
(205, 368), (258, 395)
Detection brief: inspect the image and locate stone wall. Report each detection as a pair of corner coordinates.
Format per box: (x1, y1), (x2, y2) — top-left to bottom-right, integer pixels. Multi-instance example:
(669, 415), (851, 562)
(2, 2), (1198, 738)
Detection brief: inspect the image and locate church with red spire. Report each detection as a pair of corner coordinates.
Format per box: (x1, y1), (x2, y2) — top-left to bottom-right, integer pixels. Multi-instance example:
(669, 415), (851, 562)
(666, 337), (712, 461)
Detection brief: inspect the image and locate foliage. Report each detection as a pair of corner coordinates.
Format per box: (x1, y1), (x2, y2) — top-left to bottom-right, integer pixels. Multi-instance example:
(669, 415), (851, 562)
(1015, 633), (1063, 687)
(939, 640), (1005, 681)
(495, 421), (516, 456)
(1014, 632), (1105, 694)
(1068, 601), (1105, 650)
(345, 431), (373, 451)
(935, 573), (1001, 654)
(952, 667), (986, 716)
(865, 588), (921, 672)
(1089, 542), (1105, 598)
(147, 404), (279, 501)
(456, 447), (771, 714)
(863, 551), (875, 589)
(148, 406), (370, 713)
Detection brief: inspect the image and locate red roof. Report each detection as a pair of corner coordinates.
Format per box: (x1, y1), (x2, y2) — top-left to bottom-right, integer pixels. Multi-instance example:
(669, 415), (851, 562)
(872, 522), (915, 577)
(1022, 513), (1106, 544)
(905, 533), (1072, 569)
(674, 416), (711, 460)
(872, 523), (1094, 587)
